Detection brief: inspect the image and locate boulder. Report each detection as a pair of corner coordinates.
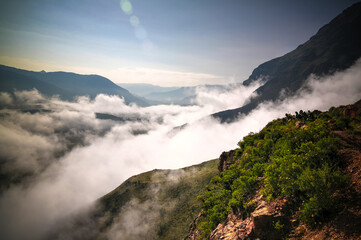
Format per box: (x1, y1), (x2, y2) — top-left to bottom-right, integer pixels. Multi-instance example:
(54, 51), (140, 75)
(218, 150), (236, 173)
(209, 196), (287, 240)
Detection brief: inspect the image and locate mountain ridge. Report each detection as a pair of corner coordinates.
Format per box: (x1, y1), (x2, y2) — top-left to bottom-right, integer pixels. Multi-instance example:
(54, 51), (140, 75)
(119, 83), (229, 106)
(213, 2), (361, 122)
(0, 64), (149, 106)
(49, 159), (219, 240)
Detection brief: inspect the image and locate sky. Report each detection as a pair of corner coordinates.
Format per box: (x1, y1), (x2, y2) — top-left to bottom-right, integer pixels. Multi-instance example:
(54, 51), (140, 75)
(0, 0), (359, 86)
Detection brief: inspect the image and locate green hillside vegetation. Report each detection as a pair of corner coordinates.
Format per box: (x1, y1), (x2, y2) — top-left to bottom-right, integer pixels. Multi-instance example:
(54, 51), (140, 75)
(99, 159), (219, 240)
(196, 106), (360, 238)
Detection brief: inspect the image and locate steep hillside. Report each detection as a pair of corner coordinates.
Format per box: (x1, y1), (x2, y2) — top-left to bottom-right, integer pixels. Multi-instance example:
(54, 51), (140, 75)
(0, 65), (148, 106)
(49, 160), (219, 240)
(49, 101), (361, 240)
(98, 160), (218, 240)
(186, 100), (361, 239)
(213, 2), (361, 122)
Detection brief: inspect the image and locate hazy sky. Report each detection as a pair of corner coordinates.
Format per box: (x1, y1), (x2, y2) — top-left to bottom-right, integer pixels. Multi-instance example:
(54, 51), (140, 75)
(0, 0), (359, 86)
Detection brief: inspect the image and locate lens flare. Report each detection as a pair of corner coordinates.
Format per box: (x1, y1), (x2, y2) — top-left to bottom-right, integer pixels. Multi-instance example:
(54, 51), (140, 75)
(120, 0), (155, 52)
(120, 0), (133, 15)
(130, 16), (140, 27)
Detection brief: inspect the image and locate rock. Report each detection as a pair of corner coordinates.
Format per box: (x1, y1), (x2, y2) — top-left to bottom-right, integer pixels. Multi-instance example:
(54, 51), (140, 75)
(342, 104), (361, 118)
(209, 196), (288, 240)
(256, 177), (266, 182)
(252, 205), (277, 239)
(295, 121), (305, 128)
(339, 99), (361, 119)
(184, 212), (202, 240)
(218, 150), (236, 173)
(295, 121), (308, 130)
(209, 214), (254, 240)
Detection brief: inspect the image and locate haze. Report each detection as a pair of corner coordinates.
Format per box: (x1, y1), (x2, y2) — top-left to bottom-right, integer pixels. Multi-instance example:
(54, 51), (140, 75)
(0, 0), (358, 86)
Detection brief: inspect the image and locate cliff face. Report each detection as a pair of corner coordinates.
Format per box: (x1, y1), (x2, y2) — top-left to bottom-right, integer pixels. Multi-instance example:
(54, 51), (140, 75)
(218, 150), (236, 173)
(186, 100), (361, 240)
(208, 196), (287, 240)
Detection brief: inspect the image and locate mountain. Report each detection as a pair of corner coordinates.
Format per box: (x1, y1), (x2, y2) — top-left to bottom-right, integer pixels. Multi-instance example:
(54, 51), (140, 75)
(186, 100), (361, 239)
(54, 100), (361, 240)
(145, 87), (196, 105)
(145, 85), (226, 105)
(98, 160), (218, 240)
(0, 65), (148, 106)
(0, 66), (75, 100)
(50, 159), (219, 240)
(213, 2), (361, 122)
(117, 83), (179, 96)
(118, 83), (229, 106)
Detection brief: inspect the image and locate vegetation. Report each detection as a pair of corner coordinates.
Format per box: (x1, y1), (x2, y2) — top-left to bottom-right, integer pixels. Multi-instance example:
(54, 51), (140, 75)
(197, 107), (360, 238)
(99, 159), (219, 240)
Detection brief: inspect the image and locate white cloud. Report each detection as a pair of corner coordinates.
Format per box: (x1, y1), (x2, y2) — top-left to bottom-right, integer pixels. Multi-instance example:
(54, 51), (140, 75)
(0, 58), (360, 239)
(0, 92), (13, 105)
(193, 80), (264, 112)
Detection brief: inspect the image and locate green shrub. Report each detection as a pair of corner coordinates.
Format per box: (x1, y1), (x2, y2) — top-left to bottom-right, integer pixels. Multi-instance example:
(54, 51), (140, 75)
(197, 107), (352, 237)
(273, 220), (284, 230)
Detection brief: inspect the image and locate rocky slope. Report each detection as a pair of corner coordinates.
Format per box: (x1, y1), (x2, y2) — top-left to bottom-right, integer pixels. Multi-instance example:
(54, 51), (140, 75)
(213, 2), (361, 122)
(186, 100), (361, 240)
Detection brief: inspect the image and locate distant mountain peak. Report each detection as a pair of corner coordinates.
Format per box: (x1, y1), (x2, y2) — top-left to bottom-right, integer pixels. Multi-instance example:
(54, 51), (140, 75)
(213, 2), (361, 123)
(0, 64), (149, 106)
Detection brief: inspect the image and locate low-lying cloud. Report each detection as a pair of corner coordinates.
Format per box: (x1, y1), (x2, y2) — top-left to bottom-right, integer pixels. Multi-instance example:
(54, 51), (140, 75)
(106, 168), (200, 240)
(0, 58), (361, 239)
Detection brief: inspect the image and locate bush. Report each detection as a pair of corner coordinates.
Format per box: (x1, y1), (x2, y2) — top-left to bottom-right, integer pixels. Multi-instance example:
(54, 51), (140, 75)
(197, 107), (351, 237)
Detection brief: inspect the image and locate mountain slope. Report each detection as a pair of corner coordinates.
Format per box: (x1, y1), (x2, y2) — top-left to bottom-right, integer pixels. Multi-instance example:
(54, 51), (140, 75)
(48, 101), (361, 240)
(213, 2), (361, 122)
(145, 87), (195, 104)
(49, 160), (219, 240)
(187, 100), (361, 240)
(145, 85), (226, 105)
(0, 65), (148, 106)
(117, 83), (179, 96)
(98, 160), (218, 240)
(0, 67), (75, 99)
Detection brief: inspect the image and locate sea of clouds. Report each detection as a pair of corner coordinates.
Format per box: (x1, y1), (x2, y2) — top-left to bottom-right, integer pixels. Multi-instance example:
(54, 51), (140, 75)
(0, 59), (361, 240)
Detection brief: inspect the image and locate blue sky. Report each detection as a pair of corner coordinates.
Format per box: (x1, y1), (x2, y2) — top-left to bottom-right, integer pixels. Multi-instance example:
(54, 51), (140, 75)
(0, 0), (359, 86)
